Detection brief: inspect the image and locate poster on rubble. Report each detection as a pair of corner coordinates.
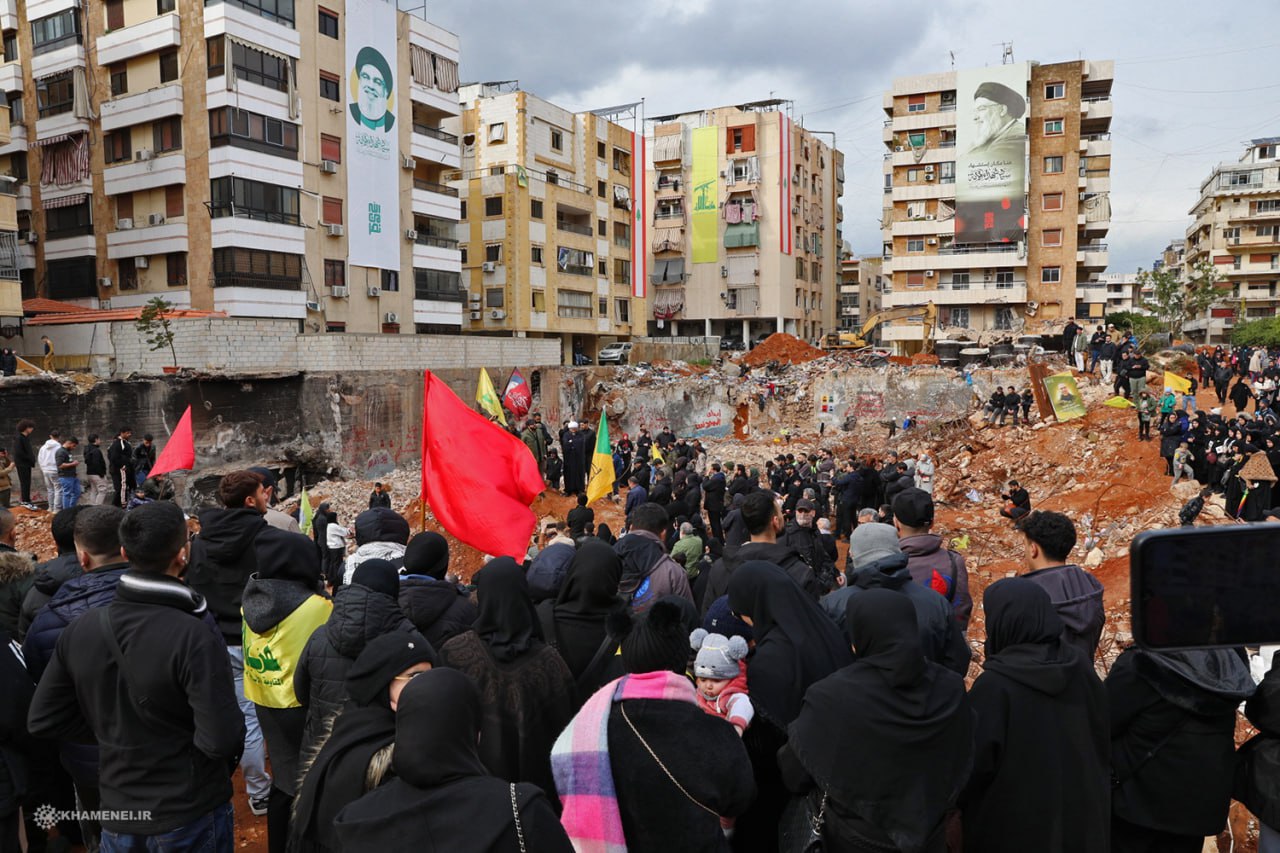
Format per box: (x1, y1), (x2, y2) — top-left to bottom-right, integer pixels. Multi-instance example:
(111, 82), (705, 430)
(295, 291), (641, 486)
(691, 126), (719, 264)
(955, 62), (1029, 244)
(345, 0), (399, 269)
(1043, 372), (1086, 422)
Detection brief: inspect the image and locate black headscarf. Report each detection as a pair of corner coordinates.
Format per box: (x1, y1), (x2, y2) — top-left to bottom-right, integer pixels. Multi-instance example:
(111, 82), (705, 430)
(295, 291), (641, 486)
(393, 668), (489, 787)
(790, 589), (973, 853)
(545, 540), (624, 680)
(727, 560), (852, 726)
(346, 629), (438, 708)
(595, 523), (617, 546)
(473, 557), (542, 662)
(254, 526), (323, 588)
(404, 532), (450, 579)
(981, 578), (1078, 695)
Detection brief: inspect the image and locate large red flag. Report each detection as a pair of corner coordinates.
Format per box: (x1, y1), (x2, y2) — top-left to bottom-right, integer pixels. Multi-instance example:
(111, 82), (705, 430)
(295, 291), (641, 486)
(421, 371), (544, 560)
(148, 406), (195, 479)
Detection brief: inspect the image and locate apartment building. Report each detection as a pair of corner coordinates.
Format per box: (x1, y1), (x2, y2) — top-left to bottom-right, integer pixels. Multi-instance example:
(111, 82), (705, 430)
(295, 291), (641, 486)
(1181, 139), (1280, 344)
(0, 35), (16, 323)
(1077, 272), (1142, 318)
(836, 252), (883, 334)
(1, 0), (463, 334)
(449, 85), (644, 364)
(645, 101), (844, 344)
(880, 59), (1113, 352)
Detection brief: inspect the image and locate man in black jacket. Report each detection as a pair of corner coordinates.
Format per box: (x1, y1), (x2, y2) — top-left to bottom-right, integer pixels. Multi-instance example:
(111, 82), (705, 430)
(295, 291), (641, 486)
(12, 419), (35, 508)
(781, 499), (837, 592)
(83, 434), (108, 505)
(1000, 479), (1032, 520)
(702, 462), (727, 541)
(1127, 352), (1150, 399)
(28, 502), (244, 849)
(701, 491), (822, 613)
(106, 427), (133, 508)
(185, 469), (272, 814)
(832, 460), (863, 540)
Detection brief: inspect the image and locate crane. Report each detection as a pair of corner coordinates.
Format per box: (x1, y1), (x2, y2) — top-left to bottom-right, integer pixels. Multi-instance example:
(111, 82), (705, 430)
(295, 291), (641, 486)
(823, 302), (938, 352)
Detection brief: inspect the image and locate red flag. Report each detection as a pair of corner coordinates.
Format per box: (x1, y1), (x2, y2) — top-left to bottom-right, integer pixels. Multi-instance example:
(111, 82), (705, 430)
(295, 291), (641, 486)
(502, 368), (532, 419)
(148, 406), (195, 479)
(421, 371), (544, 560)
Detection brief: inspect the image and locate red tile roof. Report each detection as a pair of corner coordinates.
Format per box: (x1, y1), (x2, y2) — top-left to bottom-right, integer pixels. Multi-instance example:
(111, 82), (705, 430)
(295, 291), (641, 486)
(22, 298), (94, 315)
(27, 309), (226, 326)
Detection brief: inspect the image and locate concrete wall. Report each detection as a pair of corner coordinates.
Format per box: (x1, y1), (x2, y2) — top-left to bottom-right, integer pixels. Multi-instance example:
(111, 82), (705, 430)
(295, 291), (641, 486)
(628, 336), (720, 364)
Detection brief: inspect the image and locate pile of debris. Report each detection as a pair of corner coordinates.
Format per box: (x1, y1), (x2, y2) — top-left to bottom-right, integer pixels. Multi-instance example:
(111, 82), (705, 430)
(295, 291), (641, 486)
(739, 333), (827, 368)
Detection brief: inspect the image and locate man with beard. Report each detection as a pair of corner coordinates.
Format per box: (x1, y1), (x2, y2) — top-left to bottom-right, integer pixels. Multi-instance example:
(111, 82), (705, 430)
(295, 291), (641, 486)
(561, 421), (587, 496)
(349, 47), (395, 132)
(965, 81), (1026, 162)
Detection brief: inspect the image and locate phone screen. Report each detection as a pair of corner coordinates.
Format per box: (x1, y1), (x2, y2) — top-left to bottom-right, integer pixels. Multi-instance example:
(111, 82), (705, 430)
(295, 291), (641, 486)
(1132, 524), (1280, 649)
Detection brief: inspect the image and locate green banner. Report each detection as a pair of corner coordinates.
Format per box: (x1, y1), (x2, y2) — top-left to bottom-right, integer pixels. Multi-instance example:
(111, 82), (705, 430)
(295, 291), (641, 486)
(1044, 372), (1086, 422)
(691, 126), (719, 264)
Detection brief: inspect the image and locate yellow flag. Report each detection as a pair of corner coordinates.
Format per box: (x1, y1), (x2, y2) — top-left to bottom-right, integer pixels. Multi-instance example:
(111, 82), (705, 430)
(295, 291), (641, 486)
(299, 486), (314, 536)
(476, 368), (507, 425)
(650, 445), (665, 466)
(1164, 372), (1191, 395)
(586, 411), (613, 506)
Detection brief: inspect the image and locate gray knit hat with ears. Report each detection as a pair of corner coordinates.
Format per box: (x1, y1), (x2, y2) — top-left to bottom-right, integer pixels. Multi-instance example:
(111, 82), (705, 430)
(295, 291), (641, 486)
(690, 629), (749, 680)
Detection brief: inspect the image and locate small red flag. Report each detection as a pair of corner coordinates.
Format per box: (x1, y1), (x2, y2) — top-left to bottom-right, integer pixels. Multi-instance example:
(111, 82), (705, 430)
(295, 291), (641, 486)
(421, 371), (544, 560)
(502, 367), (532, 419)
(148, 406), (195, 479)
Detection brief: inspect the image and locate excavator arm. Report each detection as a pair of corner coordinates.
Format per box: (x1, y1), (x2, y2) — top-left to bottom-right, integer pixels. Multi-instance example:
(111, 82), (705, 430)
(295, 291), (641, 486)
(825, 302), (937, 350)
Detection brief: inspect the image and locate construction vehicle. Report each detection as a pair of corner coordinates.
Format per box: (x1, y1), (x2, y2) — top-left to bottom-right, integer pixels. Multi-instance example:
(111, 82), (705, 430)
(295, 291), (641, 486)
(823, 302), (938, 352)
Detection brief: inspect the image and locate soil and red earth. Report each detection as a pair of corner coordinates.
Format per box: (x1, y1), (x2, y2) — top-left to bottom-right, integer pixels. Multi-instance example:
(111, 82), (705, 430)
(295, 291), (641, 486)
(10, 361), (1259, 852)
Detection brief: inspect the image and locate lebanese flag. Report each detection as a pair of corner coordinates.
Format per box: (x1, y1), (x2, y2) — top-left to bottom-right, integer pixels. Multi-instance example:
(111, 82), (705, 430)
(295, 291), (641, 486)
(502, 368), (532, 419)
(421, 371), (544, 560)
(148, 406), (195, 479)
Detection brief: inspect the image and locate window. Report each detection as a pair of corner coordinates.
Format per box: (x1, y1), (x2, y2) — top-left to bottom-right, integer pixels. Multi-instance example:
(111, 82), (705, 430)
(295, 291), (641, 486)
(109, 62), (127, 96)
(1042, 266), (1062, 283)
(530, 199), (543, 219)
(796, 257), (807, 280)
(906, 272), (924, 288)
(907, 94), (925, 113)
(940, 161), (955, 181)
(209, 107), (299, 158)
(907, 169), (919, 182)
(545, 169), (558, 186)
(381, 269), (399, 291)
(104, 131), (131, 164)
(326, 322), (346, 333)
(1043, 156), (1063, 174)
(995, 271), (1015, 288)
(115, 194), (133, 221)
(153, 117), (182, 152)
(557, 289), (592, 318)
(32, 9), (81, 55)
(812, 261), (820, 282)
(322, 196), (342, 225)
(484, 197), (502, 217)
(485, 243), (502, 263)
(1042, 193), (1064, 211)
(320, 133), (341, 163)
(1258, 225), (1279, 239)
(318, 8), (338, 38)
(105, 0), (124, 28)
(489, 165), (505, 176)
(485, 289), (504, 308)
(459, 246), (468, 264)
(1257, 200), (1280, 213)
(488, 122), (506, 143)
(1044, 118), (1063, 136)
(597, 180), (606, 198)
(1042, 228), (1063, 247)
(459, 200), (466, 219)
(208, 37), (293, 93)
(942, 307), (969, 328)
(950, 272), (970, 290)
(615, 298), (629, 324)
(414, 269), (461, 300)
(906, 238), (924, 252)
(531, 245), (543, 265)
(598, 218), (607, 237)
(210, 0), (295, 26)
(1045, 82), (1065, 100)
(527, 290), (544, 312)
(36, 71), (74, 118)
(3, 29), (16, 62)
(319, 72), (340, 101)
(1223, 227), (1241, 241)
(324, 259), (344, 290)
(557, 247), (594, 276)
(551, 129), (563, 151)
(1224, 171), (1262, 188)
(209, 177), (301, 224)
(597, 141), (606, 159)
(159, 50), (178, 83)
(166, 252), (186, 286)
(598, 296), (608, 316)
(213, 248), (303, 289)
(157, 0), (175, 12)
(46, 200), (92, 238)
(9, 153), (27, 184)
(165, 184), (183, 218)
(907, 132), (925, 148)
(118, 257), (137, 289)
(940, 90), (956, 107)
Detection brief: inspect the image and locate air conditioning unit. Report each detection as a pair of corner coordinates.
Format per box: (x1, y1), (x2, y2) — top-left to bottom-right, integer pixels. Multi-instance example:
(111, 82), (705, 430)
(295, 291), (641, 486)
(482, 261), (496, 272)
(404, 229), (418, 241)
(326, 223), (344, 237)
(134, 256), (148, 269)
(489, 309), (506, 320)
(924, 165), (935, 173)
(134, 149), (153, 161)
(792, 206), (800, 215)
(306, 300), (320, 311)
(469, 310), (482, 320)
(468, 294), (481, 306)
(384, 312), (399, 324)
(320, 160), (339, 174)
(927, 238), (938, 245)
(148, 213), (165, 226)
(720, 266), (728, 277)
(97, 276), (113, 288)
(925, 270), (935, 277)
(116, 218), (133, 230)
(330, 285), (349, 298)
(401, 155), (414, 169)
(99, 299), (111, 309)
(925, 173), (935, 181)
(894, 146), (904, 152)
(367, 286), (381, 297)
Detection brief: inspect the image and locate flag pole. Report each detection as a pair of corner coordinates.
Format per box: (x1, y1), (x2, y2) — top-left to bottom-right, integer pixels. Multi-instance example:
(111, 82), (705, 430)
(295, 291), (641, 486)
(420, 370), (429, 533)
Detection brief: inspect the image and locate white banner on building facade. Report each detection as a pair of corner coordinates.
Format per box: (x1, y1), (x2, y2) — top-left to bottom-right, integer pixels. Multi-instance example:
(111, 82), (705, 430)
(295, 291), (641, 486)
(346, 0), (399, 270)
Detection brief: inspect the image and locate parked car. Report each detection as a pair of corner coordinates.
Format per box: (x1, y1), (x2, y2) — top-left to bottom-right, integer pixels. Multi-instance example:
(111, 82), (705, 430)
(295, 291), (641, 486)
(597, 342), (634, 365)
(719, 336), (745, 351)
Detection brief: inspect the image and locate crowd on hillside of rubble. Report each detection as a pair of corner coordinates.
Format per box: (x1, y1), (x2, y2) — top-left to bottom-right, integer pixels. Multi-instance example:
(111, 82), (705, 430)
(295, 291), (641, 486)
(4, 371), (1280, 853)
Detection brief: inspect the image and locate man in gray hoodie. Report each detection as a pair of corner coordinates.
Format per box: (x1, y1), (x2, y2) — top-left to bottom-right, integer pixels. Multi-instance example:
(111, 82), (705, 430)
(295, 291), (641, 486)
(1016, 510), (1105, 661)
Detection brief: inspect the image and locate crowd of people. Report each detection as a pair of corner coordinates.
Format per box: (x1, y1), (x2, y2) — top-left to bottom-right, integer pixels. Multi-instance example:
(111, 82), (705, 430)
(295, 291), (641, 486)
(0, 423), (159, 513)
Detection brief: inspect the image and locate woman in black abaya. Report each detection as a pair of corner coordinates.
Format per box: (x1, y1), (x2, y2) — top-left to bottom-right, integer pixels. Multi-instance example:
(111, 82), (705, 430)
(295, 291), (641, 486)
(536, 539), (625, 700)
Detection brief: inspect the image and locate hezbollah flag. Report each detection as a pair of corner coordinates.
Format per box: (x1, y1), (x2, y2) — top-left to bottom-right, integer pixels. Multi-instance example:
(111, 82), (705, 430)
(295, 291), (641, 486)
(586, 411), (613, 506)
(298, 486), (314, 536)
(1164, 372), (1191, 395)
(476, 368), (507, 426)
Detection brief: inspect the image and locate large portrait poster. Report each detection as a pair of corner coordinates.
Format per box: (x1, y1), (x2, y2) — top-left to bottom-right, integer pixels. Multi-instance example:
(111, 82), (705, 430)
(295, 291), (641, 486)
(955, 62), (1029, 244)
(346, 0), (400, 269)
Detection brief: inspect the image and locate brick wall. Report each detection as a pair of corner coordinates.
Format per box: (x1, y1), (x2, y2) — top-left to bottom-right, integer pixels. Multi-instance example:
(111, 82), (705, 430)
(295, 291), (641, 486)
(109, 319), (562, 375)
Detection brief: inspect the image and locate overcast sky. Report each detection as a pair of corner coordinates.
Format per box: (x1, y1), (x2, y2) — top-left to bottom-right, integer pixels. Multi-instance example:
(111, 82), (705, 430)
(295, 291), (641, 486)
(420, 0), (1280, 274)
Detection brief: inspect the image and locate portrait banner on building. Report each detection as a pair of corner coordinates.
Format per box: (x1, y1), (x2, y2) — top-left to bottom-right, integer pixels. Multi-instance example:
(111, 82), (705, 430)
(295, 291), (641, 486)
(691, 126), (719, 264)
(631, 130), (647, 298)
(345, 0), (400, 269)
(955, 62), (1029, 244)
(1043, 372), (1087, 422)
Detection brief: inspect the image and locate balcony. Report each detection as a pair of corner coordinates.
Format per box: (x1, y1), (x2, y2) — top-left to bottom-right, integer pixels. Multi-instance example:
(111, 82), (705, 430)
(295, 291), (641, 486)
(413, 299), (464, 326)
(892, 243), (1024, 272)
(44, 232), (95, 261)
(0, 123), (26, 156)
(100, 83), (184, 132)
(97, 13), (180, 65)
(410, 123), (460, 168)
(202, 0), (301, 58)
(208, 144), (302, 183)
(883, 282), (1027, 308)
(26, 0), (77, 19)
(0, 0), (15, 31)
(411, 180), (460, 220)
(411, 234), (460, 270)
(106, 220), (188, 260)
(213, 286), (307, 319)
(0, 62), (19, 94)
(103, 152), (186, 196)
(1081, 96), (1113, 132)
(30, 40), (84, 81)
(1083, 135), (1112, 158)
(557, 220), (593, 237)
(1077, 243), (1109, 270)
(210, 217), (304, 254)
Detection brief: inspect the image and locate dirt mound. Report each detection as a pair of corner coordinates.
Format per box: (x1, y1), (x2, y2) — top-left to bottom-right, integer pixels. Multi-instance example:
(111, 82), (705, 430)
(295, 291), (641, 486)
(740, 333), (825, 368)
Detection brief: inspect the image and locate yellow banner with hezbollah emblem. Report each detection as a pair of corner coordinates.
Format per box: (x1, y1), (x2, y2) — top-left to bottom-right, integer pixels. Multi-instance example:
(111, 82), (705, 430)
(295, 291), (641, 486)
(242, 595), (332, 708)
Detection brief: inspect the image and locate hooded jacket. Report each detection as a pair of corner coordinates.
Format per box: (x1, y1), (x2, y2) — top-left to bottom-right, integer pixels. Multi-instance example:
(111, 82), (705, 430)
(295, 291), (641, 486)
(526, 539), (576, 602)
(398, 576), (477, 649)
(1238, 649), (1280, 829)
(703, 541), (821, 612)
(1021, 563), (1105, 661)
(781, 521), (837, 592)
(900, 533), (973, 629)
(187, 507), (269, 644)
(18, 552), (81, 640)
(0, 550), (35, 640)
(613, 530), (693, 612)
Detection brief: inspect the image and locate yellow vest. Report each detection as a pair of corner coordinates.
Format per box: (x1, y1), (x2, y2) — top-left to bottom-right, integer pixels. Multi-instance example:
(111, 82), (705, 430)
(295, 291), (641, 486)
(242, 595), (332, 709)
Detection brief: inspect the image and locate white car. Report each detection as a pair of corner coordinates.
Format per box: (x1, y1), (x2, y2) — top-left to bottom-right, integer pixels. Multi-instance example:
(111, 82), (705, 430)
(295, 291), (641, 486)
(597, 342), (633, 365)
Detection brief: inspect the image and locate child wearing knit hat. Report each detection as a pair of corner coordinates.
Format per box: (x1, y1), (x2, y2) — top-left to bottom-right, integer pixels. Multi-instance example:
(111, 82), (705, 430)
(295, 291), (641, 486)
(689, 629), (753, 736)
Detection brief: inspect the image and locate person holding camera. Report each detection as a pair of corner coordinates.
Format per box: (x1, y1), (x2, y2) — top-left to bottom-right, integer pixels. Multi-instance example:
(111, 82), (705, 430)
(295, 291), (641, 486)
(999, 480), (1031, 521)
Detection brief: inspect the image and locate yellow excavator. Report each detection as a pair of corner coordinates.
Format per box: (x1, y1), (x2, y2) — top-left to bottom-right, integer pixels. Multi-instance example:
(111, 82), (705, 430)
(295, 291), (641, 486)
(823, 302), (938, 351)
